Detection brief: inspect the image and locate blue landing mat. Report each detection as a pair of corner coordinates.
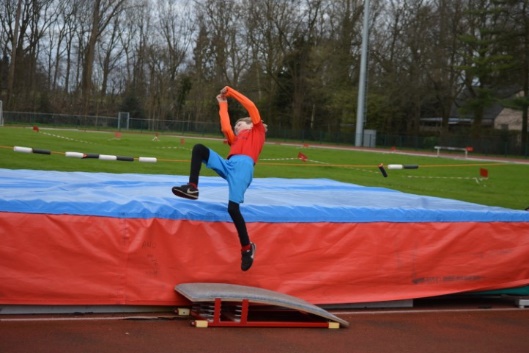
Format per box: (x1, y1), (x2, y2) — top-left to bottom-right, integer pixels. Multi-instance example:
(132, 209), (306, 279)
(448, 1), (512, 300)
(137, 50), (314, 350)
(1, 168), (528, 223)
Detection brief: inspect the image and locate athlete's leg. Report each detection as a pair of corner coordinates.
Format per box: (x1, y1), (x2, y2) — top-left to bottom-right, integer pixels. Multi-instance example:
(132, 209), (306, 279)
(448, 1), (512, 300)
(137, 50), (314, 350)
(224, 156), (253, 247)
(208, 154), (256, 270)
(172, 144), (210, 200)
(189, 143), (210, 186)
(228, 200), (255, 271)
(227, 200), (250, 247)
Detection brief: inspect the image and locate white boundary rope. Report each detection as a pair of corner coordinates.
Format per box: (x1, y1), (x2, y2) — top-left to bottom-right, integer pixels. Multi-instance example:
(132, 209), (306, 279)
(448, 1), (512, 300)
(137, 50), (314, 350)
(40, 131), (93, 144)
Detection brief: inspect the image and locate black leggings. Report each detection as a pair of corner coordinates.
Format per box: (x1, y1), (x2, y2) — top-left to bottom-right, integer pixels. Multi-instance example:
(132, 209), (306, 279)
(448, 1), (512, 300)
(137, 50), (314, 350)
(228, 201), (250, 247)
(189, 144), (209, 186)
(190, 144), (250, 247)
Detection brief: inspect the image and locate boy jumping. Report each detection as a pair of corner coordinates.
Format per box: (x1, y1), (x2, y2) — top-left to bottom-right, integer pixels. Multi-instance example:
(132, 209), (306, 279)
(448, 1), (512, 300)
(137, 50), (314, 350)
(171, 86), (267, 271)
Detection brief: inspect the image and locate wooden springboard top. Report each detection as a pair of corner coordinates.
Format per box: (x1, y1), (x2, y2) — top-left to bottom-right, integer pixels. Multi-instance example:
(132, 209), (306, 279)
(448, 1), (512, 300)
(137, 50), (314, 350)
(175, 282), (349, 327)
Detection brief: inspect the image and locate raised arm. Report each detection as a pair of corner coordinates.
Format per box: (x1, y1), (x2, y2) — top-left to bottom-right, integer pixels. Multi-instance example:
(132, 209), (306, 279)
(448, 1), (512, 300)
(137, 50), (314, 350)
(222, 86), (261, 125)
(217, 94), (236, 144)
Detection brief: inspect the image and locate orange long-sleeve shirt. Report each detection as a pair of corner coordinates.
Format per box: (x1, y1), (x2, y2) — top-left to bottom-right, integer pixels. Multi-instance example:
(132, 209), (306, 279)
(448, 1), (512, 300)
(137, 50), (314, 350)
(218, 87), (266, 164)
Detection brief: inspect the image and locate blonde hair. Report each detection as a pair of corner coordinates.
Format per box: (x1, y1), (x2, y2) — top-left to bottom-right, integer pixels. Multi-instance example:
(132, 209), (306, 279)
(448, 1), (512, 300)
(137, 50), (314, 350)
(235, 117), (268, 132)
(236, 117), (252, 124)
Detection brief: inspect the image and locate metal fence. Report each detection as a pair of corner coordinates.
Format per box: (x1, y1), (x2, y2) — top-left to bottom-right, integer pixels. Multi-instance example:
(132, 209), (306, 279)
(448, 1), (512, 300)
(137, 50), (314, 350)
(2, 111), (527, 157)
(2, 111), (222, 135)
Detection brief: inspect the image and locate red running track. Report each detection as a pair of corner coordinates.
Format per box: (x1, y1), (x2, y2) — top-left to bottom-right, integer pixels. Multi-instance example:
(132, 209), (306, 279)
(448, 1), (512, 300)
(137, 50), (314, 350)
(1, 298), (528, 353)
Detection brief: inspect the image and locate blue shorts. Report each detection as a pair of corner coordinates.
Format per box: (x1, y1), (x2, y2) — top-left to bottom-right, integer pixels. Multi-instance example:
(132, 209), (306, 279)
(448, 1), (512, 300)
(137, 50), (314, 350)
(206, 150), (254, 204)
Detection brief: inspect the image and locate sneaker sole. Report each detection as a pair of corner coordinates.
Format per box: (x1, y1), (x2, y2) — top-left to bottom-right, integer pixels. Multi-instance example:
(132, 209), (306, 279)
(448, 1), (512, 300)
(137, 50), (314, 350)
(172, 188), (198, 200)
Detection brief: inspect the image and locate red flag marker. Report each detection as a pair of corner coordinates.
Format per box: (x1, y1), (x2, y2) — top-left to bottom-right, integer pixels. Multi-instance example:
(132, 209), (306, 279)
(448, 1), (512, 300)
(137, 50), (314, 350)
(297, 152), (307, 162)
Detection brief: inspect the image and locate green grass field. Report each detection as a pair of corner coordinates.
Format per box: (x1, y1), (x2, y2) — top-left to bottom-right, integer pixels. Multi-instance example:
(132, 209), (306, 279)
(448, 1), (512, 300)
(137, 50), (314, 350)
(1, 126), (528, 210)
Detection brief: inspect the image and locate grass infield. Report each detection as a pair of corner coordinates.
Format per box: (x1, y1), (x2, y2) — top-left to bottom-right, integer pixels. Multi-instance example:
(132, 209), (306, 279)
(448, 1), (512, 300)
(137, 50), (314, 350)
(1, 126), (528, 210)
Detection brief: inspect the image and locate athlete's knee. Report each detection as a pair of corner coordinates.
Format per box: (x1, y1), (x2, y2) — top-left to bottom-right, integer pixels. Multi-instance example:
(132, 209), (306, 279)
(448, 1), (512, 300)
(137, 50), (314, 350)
(192, 143), (208, 154)
(192, 144), (210, 162)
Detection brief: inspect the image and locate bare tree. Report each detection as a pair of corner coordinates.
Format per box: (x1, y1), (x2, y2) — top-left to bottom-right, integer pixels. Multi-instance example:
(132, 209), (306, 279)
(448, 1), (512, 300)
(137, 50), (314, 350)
(5, 0), (23, 107)
(60, 1), (82, 97)
(80, 0), (127, 112)
(119, 0), (149, 89)
(150, 0), (194, 123)
(2, 0), (56, 109)
(245, 0), (315, 129)
(370, 0), (415, 134)
(424, 0), (466, 139)
(97, 15), (124, 99)
(188, 0), (251, 125)
(46, 0), (69, 92)
(399, 0), (437, 136)
(194, 0), (249, 85)
(322, 0), (364, 126)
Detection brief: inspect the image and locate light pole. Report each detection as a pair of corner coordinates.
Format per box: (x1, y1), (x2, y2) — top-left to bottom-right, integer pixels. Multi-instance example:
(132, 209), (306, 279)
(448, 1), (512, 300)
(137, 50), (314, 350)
(355, 0), (370, 147)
